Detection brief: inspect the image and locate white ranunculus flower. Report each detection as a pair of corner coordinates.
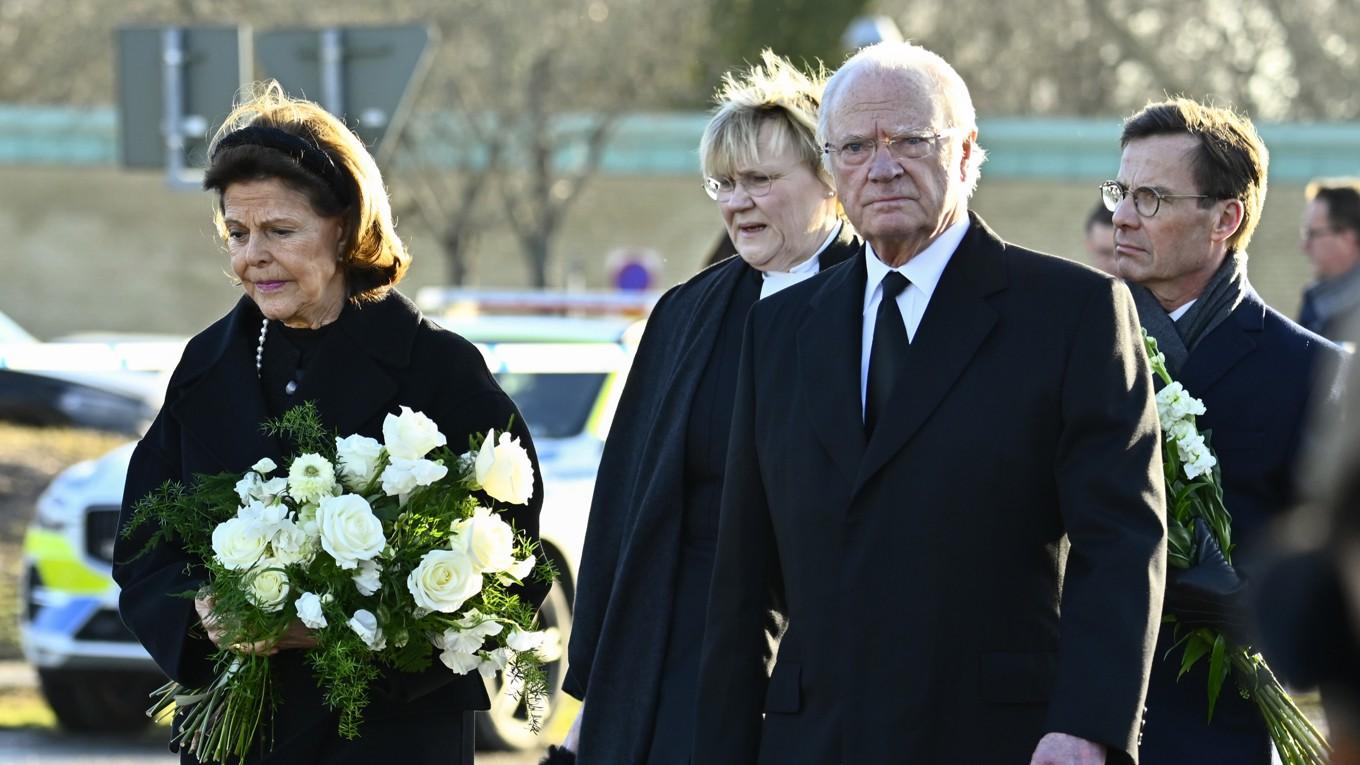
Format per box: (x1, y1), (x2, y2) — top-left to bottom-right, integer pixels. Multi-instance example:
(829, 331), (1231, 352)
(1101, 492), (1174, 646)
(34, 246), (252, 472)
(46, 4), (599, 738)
(335, 434), (385, 491)
(380, 457), (449, 498)
(252, 458), (278, 474)
(294, 591), (328, 629)
(352, 559), (383, 596)
(474, 429), (536, 505)
(288, 453), (338, 504)
(212, 517), (270, 570)
(245, 566), (290, 613)
(406, 549), (482, 613)
(347, 609), (386, 651)
(451, 506), (517, 573)
(316, 494), (386, 569)
(438, 646), (481, 674)
(270, 519), (316, 566)
(383, 406), (447, 460)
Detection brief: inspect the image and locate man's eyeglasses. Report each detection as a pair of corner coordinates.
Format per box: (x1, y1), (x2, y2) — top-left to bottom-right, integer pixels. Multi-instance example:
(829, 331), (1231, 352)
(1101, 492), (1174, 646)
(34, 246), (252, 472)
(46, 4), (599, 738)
(822, 128), (960, 167)
(703, 173), (782, 202)
(1100, 180), (1226, 218)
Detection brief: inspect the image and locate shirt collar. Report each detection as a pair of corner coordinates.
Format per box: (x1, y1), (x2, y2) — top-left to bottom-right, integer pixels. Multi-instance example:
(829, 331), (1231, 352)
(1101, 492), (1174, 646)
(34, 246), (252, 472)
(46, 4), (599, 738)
(760, 222), (843, 299)
(862, 218), (969, 311)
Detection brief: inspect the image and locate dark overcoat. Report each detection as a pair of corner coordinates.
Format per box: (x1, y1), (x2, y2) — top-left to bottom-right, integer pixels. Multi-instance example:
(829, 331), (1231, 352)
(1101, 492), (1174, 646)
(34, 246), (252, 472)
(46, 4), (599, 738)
(694, 215), (1167, 765)
(1140, 288), (1342, 764)
(112, 290), (545, 764)
(563, 227), (859, 764)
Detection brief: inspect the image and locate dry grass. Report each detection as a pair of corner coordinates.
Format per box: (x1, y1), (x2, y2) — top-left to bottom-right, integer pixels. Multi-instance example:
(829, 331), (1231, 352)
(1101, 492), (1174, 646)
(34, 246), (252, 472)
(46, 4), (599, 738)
(0, 424), (128, 659)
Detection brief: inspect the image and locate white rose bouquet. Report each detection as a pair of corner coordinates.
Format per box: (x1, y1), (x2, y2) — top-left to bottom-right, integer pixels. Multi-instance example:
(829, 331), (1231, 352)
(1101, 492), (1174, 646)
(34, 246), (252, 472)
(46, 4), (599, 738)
(1143, 330), (1329, 764)
(121, 402), (551, 764)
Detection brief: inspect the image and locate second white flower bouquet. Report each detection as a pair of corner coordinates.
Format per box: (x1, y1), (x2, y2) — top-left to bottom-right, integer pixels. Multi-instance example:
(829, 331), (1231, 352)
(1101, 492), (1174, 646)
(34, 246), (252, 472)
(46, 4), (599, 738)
(121, 402), (552, 764)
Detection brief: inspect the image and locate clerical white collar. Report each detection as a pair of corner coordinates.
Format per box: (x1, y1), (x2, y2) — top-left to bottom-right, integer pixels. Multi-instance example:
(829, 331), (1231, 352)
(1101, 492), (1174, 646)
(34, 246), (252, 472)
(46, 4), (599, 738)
(760, 222), (843, 299)
(862, 218), (969, 312)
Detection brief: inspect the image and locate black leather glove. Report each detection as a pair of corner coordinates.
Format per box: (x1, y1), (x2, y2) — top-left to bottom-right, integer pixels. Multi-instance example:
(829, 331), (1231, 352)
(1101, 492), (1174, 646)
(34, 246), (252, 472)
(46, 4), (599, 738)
(539, 745), (577, 765)
(1165, 518), (1256, 646)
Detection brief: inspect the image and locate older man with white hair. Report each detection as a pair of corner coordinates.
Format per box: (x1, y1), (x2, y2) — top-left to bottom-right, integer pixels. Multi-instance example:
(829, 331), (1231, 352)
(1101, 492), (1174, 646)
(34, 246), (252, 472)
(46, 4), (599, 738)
(692, 41), (1166, 765)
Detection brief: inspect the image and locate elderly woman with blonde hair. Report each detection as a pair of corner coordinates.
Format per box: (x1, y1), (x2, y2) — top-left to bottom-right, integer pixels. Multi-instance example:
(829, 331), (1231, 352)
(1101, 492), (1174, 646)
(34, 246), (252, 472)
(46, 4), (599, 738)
(552, 51), (859, 765)
(113, 82), (544, 764)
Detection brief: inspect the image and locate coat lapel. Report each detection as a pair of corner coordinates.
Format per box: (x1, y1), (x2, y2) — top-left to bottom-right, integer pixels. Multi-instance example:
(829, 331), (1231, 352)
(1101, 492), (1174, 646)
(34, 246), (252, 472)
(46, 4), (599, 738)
(855, 217), (1006, 493)
(798, 251), (869, 486)
(1180, 292), (1262, 396)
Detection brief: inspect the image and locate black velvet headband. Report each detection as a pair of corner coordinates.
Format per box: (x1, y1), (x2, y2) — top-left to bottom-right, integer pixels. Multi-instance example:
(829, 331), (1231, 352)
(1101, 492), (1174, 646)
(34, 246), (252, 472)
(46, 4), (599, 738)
(212, 125), (353, 204)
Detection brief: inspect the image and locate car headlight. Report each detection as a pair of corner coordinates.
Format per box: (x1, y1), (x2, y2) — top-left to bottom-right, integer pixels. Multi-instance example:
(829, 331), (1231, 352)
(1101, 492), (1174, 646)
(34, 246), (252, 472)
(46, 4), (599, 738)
(33, 459), (100, 530)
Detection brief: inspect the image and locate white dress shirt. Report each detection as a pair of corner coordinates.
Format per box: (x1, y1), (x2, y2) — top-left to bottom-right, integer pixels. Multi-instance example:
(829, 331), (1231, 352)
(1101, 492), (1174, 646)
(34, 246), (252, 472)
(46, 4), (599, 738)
(859, 219), (970, 416)
(759, 223), (843, 300)
(1169, 299), (1196, 321)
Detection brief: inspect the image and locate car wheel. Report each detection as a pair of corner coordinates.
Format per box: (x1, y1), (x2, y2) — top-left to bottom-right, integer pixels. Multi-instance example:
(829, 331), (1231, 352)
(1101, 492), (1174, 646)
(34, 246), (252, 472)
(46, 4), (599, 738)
(38, 668), (162, 733)
(476, 573), (571, 751)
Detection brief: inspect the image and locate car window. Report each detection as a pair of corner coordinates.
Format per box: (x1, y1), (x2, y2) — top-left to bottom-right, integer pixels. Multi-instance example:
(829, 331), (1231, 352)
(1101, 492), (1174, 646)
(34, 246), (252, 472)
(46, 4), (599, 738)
(494, 372), (605, 440)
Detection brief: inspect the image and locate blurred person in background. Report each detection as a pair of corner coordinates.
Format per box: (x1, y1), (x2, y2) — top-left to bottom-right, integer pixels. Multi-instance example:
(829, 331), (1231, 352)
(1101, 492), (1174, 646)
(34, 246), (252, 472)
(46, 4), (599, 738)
(556, 50), (858, 765)
(695, 41), (1164, 765)
(1084, 201), (1117, 275)
(1107, 97), (1343, 764)
(1298, 178), (1360, 344)
(112, 82), (544, 764)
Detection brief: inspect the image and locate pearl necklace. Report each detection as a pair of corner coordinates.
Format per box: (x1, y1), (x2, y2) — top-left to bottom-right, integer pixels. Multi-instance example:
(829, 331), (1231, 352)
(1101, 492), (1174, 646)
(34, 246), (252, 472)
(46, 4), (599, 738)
(255, 318), (268, 379)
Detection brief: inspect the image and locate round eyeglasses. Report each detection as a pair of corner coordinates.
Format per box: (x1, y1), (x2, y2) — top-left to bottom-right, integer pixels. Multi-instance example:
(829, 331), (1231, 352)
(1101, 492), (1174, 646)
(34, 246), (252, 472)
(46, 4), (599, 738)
(703, 173), (780, 202)
(1100, 180), (1226, 218)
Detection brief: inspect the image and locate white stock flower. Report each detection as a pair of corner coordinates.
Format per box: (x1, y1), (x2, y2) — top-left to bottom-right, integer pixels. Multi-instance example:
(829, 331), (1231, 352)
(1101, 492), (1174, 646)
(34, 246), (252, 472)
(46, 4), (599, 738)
(335, 434), (385, 491)
(211, 517), (270, 570)
(383, 406), (447, 460)
(270, 519), (316, 566)
(245, 566), (290, 613)
(347, 609), (386, 651)
(288, 453), (338, 504)
(316, 494), (387, 569)
(295, 591), (328, 629)
(474, 429), (535, 505)
(1155, 382), (1207, 427)
(406, 549), (483, 613)
(252, 458), (278, 474)
(451, 507), (517, 573)
(352, 559), (383, 596)
(380, 457), (449, 498)
(1182, 440), (1218, 480)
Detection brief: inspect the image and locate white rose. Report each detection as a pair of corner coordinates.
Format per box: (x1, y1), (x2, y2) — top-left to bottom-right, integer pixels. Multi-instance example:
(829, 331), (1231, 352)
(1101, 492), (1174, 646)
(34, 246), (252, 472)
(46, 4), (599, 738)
(352, 559), (383, 596)
(211, 517), (269, 570)
(451, 507), (517, 573)
(245, 566), (290, 613)
(252, 458), (278, 474)
(381, 457), (449, 498)
(498, 554), (536, 585)
(316, 494), (387, 570)
(295, 591), (328, 629)
(383, 406), (447, 460)
(406, 549), (482, 613)
(270, 519), (316, 566)
(288, 453), (338, 504)
(347, 609), (386, 651)
(474, 429), (535, 505)
(335, 434), (385, 491)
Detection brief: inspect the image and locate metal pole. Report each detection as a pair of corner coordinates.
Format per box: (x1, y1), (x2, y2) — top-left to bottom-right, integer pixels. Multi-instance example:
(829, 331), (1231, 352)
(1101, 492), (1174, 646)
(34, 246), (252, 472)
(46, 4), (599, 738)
(161, 27), (186, 185)
(320, 27), (345, 118)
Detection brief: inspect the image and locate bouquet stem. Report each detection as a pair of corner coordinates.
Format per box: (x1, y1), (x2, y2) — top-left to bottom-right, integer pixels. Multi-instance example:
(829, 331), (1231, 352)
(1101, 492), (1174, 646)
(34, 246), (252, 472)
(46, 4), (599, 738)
(146, 654), (274, 765)
(1231, 652), (1330, 764)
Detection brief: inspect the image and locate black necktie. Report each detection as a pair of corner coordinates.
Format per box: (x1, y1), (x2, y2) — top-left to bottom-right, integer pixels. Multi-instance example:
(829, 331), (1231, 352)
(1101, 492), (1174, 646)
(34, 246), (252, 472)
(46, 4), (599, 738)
(866, 271), (910, 437)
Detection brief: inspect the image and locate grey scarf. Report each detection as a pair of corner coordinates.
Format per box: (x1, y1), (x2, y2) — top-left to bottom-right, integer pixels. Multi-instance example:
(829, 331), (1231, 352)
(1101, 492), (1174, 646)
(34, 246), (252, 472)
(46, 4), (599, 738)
(1130, 251), (1249, 377)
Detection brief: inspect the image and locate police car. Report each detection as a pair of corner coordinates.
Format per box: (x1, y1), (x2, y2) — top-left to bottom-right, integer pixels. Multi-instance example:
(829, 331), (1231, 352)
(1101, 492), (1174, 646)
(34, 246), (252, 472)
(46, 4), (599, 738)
(19, 299), (644, 750)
